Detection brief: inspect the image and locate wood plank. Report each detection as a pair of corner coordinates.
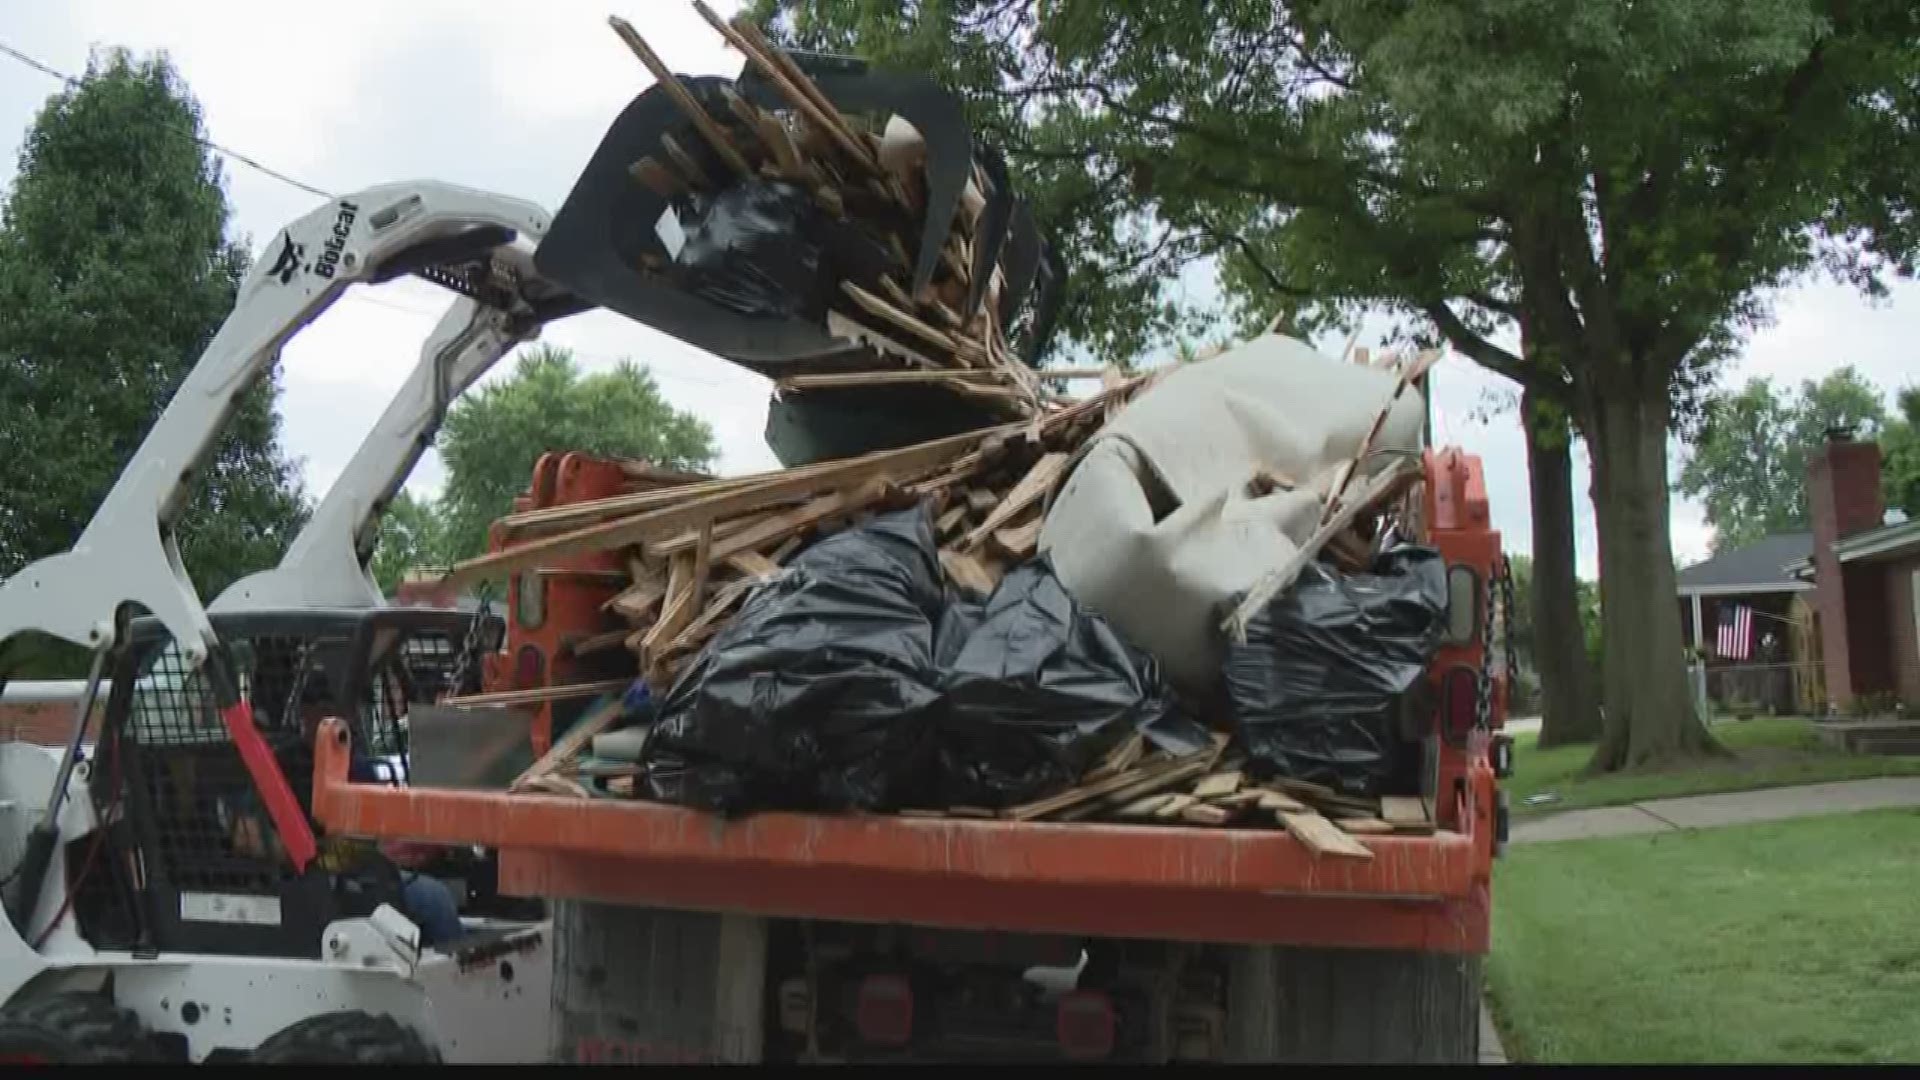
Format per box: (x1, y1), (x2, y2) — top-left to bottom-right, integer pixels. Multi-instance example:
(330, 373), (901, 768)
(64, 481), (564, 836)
(1278, 811), (1375, 860)
(639, 552), (697, 667)
(444, 427), (1006, 587)
(934, 504), (968, 536)
(1257, 790), (1309, 814)
(840, 282), (959, 353)
(1267, 777), (1339, 802)
(627, 156), (684, 198)
(442, 678), (631, 709)
(1191, 770), (1243, 800)
(724, 551), (782, 579)
(619, 460), (716, 486)
(659, 132), (713, 190)
(1209, 789), (1268, 809)
(695, 4), (882, 175)
(1225, 460), (1419, 635)
(960, 451), (1069, 550)
(663, 577), (760, 657)
(653, 491), (851, 562)
(964, 488), (999, 515)
(1152, 794), (1200, 820)
(991, 517), (1044, 561)
(605, 576), (667, 624)
(1334, 817), (1395, 835)
(939, 549), (1000, 598)
(1381, 795), (1430, 827)
(1180, 803), (1234, 826)
(607, 16), (752, 178)
(1004, 752), (1206, 822)
(777, 369), (1002, 393)
(1114, 793), (1175, 819)
(1082, 732), (1146, 783)
(509, 694), (630, 793)
(570, 628), (632, 657)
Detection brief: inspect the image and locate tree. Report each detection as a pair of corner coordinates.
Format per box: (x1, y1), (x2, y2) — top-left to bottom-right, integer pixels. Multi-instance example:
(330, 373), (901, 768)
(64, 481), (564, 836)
(1883, 387), (1920, 517)
(0, 49), (307, 647)
(1678, 367), (1889, 551)
(757, 0), (1920, 770)
(369, 490), (453, 594)
(426, 344), (718, 563)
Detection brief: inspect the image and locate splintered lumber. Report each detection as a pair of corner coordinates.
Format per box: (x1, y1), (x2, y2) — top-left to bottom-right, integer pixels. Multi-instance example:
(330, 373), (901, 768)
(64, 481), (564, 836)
(776, 369), (1005, 393)
(1190, 770), (1244, 800)
(1209, 789), (1267, 809)
(608, 16), (752, 179)
(653, 488), (857, 561)
(841, 282), (958, 353)
(442, 678), (631, 709)
(664, 576), (760, 656)
(1336, 817), (1396, 835)
(939, 550), (1000, 598)
(963, 488), (999, 515)
(959, 451), (1069, 550)
(509, 694), (630, 793)
(1278, 811), (1375, 861)
(639, 552), (699, 667)
(445, 423), (1015, 587)
(570, 628), (632, 657)
(628, 156), (684, 198)
(659, 132), (713, 190)
(934, 504), (968, 535)
(1319, 347), (1442, 527)
(606, 574), (667, 624)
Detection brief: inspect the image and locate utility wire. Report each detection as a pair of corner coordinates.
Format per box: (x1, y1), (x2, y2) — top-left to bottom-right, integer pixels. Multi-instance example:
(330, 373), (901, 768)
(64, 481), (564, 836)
(0, 38), (335, 201)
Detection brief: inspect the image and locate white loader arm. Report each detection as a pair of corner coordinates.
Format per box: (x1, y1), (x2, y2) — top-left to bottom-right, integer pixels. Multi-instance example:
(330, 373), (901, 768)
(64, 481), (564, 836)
(210, 297), (528, 613)
(0, 181), (560, 670)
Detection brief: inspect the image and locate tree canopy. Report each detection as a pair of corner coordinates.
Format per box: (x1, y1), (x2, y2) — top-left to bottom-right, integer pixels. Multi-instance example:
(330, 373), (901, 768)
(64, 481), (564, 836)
(373, 344), (719, 580)
(758, 0), (1920, 769)
(1679, 367), (1890, 551)
(0, 48), (307, 602)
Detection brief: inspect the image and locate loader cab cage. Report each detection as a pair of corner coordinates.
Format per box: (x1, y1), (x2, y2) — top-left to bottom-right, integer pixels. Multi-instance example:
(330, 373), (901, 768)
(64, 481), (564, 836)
(77, 607), (494, 958)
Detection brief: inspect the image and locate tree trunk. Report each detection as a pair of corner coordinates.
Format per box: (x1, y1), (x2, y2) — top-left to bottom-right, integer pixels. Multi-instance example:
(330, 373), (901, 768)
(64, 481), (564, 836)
(1584, 381), (1726, 771)
(1523, 389), (1602, 748)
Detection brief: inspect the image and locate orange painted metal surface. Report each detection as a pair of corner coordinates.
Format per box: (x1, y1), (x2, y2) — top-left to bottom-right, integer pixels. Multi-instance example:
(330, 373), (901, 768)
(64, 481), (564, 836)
(312, 446), (1507, 954)
(313, 717), (1495, 951)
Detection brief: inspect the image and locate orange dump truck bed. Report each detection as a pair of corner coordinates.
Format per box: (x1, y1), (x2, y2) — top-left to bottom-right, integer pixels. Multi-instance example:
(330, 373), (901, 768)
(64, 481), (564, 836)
(311, 445), (1510, 956)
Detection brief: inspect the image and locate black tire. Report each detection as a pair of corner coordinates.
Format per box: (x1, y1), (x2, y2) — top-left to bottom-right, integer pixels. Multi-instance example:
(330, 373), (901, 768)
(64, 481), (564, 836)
(0, 992), (161, 1064)
(251, 1010), (439, 1064)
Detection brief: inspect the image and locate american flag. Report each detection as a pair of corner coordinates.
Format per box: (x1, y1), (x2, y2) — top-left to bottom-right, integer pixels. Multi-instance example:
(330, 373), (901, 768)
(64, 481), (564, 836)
(1717, 603), (1754, 661)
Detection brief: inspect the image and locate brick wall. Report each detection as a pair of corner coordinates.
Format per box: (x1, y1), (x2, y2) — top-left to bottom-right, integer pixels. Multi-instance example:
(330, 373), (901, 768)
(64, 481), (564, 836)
(0, 700), (101, 746)
(1807, 435), (1887, 706)
(1891, 553), (1920, 707)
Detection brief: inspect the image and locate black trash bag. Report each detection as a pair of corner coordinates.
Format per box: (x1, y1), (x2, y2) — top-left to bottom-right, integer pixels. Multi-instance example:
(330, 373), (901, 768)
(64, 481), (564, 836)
(672, 179), (899, 324)
(673, 180), (832, 322)
(1225, 545), (1448, 798)
(937, 558), (1210, 809)
(642, 505), (948, 813)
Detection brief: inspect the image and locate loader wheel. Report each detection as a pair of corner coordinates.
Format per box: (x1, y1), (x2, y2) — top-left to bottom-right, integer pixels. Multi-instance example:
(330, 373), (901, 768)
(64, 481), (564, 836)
(0, 992), (162, 1063)
(251, 1010), (440, 1064)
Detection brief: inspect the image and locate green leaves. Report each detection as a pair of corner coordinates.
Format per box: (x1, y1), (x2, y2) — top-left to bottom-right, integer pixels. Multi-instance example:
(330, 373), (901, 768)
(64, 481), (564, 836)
(371, 344), (719, 578)
(1678, 367), (1893, 551)
(0, 48), (307, 603)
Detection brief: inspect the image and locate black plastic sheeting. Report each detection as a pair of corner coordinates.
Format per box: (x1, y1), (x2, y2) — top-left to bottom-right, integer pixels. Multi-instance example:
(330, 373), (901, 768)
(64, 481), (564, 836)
(1224, 546), (1449, 798)
(671, 179), (895, 323)
(642, 505), (1200, 813)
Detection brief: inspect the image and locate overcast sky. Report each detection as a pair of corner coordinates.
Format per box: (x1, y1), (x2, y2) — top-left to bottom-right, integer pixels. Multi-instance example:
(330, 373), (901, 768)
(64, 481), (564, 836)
(4, 0), (1917, 579)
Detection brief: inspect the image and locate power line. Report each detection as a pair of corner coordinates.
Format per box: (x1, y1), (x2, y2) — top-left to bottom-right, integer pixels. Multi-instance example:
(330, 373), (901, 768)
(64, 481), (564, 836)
(0, 38), (334, 201)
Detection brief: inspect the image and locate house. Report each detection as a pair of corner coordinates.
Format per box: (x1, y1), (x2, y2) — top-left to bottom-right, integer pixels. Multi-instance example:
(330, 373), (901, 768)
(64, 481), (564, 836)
(1676, 531), (1819, 714)
(1787, 429), (1920, 713)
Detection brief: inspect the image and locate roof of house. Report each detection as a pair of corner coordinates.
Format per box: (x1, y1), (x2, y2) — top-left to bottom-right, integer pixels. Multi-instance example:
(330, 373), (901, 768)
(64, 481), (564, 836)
(1676, 531), (1814, 596)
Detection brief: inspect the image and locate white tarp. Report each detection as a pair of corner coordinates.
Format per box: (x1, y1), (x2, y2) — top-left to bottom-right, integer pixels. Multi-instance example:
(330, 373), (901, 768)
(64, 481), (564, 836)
(1037, 335), (1428, 692)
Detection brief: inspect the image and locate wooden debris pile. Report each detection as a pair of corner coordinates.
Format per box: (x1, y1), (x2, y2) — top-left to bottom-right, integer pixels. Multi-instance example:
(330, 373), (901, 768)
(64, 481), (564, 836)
(607, 3), (1063, 412)
(952, 733), (1438, 860)
(442, 370), (1159, 690)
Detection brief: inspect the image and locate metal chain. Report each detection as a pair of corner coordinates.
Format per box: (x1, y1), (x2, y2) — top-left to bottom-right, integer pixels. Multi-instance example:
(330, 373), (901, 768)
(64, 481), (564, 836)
(444, 582), (495, 700)
(1498, 554), (1519, 713)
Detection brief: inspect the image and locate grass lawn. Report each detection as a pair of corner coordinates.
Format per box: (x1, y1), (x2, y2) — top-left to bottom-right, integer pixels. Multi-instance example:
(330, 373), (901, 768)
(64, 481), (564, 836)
(1487, 808), (1920, 1063)
(1507, 716), (1920, 815)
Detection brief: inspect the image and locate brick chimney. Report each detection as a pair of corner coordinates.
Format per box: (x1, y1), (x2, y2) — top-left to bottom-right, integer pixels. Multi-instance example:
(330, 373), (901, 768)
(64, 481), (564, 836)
(1807, 426), (1891, 707)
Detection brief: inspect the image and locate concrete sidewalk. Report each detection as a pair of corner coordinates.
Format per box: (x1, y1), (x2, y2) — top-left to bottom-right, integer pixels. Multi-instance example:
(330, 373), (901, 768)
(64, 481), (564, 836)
(1511, 776), (1920, 845)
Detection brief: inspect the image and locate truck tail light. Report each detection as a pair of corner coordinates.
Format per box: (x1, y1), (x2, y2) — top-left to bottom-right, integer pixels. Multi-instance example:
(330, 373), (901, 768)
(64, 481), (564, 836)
(854, 974), (913, 1047)
(1055, 990), (1115, 1060)
(1441, 665), (1478, 748)
(515, 645), (545, 690)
